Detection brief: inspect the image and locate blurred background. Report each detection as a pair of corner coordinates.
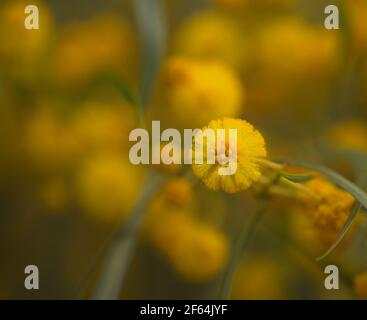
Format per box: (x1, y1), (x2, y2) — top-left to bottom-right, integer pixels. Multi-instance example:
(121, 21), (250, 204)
(1, 0), (367, 299)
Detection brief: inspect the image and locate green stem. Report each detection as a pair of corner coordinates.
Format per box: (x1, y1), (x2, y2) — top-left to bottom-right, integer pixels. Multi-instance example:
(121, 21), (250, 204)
(91, 172), (165, 300)
(219, 203), (266, 300)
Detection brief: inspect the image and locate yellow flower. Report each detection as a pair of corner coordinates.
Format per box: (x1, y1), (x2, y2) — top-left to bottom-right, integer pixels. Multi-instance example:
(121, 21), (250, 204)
(288, 207), (324, 255)
(173, 11), (246, 68)
(256, 18), (337, 75)
(76, 154), (143, 224)
(164, 56), (243, 128)
(249, 17), (338, 112)
(231, 257), (287, 300)
(150, 210), (229, 283)
(54, 15), (137, 87)
(192, 118), (267, 193)
(169, 222), (229, 282)
(354, 271), (367, 299)
(144, 178), (194, 231)
(145, 180), (227, 282)
(304, 177), (356, 248)
(0, 0), (53, 78)
(72, 101), (136, 154)
(25, 109), (80, 172)
(325, 120), (367, 153)
(148, 210), (196, 258)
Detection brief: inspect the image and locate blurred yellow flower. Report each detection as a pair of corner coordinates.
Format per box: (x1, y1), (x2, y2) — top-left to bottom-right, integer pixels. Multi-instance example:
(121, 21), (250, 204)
(157, 178), (193, 208)
(145, 178), (194, 230)
(256, 18), (336, 75)
(170, 222), (229, 282)
(54, 15), (137, 87)
(164, 56), (243, 128)
(76, 154), (143, 224)
(0, 0), (53, 77)
(173, 11), (246, 68)
(304, 176), (356, 248)
(25, 110), (79, 172)
(192, 118), (267, 193)
(288, 207), (324, 255)
(249, 17), (338, 112)
(149, 210), (228, 283)
(145, 179), (227, 282)
(231, 257), (287, 299)
(325, 120), (367, 153)
(72, 101), (136, 154)
(354, 271), (367, 299)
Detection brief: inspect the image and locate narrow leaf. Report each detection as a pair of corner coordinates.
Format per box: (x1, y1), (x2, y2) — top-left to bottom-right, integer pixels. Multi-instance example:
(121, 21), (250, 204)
(134, 0), (166, 107)
(316, 201), (361, 261)
(280, 171), (313, 183)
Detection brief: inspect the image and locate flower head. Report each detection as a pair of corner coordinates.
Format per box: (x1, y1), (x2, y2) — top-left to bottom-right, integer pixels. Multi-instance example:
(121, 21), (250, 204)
(164, 56), (243, 128)
(174, 11), (245, 68)
(54, 15), (136, 87)
(76, 154), (143, 224)
(325, 120), (367, 153)
(169, 222), (229, 282)
(0, 0), (53, 63)
(192, 118), (267, 193)
(146, 207), (228, 282)
(304, 176), (356, 247)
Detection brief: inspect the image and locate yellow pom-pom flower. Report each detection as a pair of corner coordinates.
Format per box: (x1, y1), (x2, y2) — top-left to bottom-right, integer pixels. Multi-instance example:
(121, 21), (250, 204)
(149, 210), (228, 282)
(0, 0), (53, 80)
(325, 120), (367, 153)
(164, 56), (243, 128)
(72, 101), (136, 154)
(173, 11), (245, 68)
(249, 17), (338, 112)
(304, 176), (356, 248)
(354, 271), (367, 299)
(54, 15), (137, 88)
(169, 222), (229, 282)
(144, 178), (194, 231)
(192, 118), (267, 193)
(25, 109), (80, 172)
(76, 154), (143, 224)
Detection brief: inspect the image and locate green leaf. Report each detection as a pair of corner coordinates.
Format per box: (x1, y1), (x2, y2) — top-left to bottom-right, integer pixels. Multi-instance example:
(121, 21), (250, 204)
(91, 172), (166, 300)
(134, 0), (166, 107)
(94, 72), (139, 107)
(316, 201), (362, 261)
(280, 171), (313, 183)
(284, 161), (367, 211)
